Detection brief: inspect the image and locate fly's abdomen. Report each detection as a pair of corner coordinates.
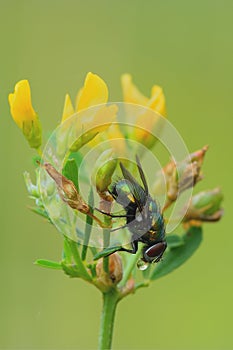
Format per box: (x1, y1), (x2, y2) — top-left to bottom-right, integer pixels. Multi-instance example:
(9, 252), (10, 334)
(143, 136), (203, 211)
(150, 215), (166, 242)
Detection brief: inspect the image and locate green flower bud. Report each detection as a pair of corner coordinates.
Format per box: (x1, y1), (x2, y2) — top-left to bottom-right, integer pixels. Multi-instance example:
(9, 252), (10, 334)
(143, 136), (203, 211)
(92, 150), (118, 199)
(184, 188), (223, 223)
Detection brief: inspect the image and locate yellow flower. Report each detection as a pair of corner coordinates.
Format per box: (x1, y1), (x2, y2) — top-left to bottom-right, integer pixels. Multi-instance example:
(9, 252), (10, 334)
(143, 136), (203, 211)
(8, 80), (42, 149)
(121, 74), (166, 116)
(61, 72), (108, 122)
(121, 74), (166, 149)
(76, 72), (108, 111)
(61, 72), (121, 153)
(75, 73), (124, 154)
(69, 104), (118, 152)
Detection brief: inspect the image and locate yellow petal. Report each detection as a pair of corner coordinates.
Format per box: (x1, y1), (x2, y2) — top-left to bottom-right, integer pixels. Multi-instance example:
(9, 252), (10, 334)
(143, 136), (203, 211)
(61, 94), (75, 123)
(70, 104), (118, 152)
(121, 74), (148, 105)
(105, 124), (126, 155)
(92, 104), (117, 128)
(75, 87), (83, 111)
(76, 72), (108, 111)
(8, 80), (36, 128)
(148, 85), (166, 116)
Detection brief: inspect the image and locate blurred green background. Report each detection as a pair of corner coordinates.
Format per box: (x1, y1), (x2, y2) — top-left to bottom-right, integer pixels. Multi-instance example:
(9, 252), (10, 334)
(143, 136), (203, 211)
(0, 0), (232, 349)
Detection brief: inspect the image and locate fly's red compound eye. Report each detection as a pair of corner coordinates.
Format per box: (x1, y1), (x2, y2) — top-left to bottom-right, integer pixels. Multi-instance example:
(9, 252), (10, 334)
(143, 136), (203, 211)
(144, 242), (167, 263)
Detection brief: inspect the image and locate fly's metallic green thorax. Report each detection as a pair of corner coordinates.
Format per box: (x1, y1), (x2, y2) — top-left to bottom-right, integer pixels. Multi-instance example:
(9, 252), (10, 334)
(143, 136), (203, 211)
(104, 156), (167, 264)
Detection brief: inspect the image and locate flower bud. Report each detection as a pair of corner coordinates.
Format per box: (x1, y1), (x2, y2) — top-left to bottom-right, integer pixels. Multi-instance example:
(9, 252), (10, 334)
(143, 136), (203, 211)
(96, 253), (123, 289)
(153, 146), (208, 207)
(189, 145), (208, 165)
(92, 150), (117, 200)
(8, 80), (42, 150)
(184, 188), (223, 223)
(42, 162), (89, 214)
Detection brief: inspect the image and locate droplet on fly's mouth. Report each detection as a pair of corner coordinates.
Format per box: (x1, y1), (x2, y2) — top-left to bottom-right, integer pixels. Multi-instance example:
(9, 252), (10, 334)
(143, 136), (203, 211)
(137, 258), (149, 271)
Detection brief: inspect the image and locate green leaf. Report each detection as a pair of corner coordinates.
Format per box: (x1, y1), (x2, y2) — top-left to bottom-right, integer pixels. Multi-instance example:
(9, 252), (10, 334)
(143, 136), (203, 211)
(34, 259), (62, 269)
(61, 262), (81, 278)
(29, 206), (50, 220)
(69, 152), (89, 183)
(93, 246), (122, 260)
(62, 237), (73, 264)
(70, 131), (99, 153)
(62, 158), (79, 191)
(24, 171), (40, 198)
(66, 239), (92, 281)
(150, 227), (202, 281)
(82, 188), (94, 260)
(87, 263), (97, 278)
(32, 155), (42, 167)
(166, 234), (184, 248)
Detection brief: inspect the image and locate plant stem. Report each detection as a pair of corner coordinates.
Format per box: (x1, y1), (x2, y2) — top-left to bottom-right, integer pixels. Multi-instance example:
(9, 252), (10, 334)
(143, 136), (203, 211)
(98, 289), (119, 350)
(82, 188), (94, 261)
(102, 213), (112, 273)
(118, 248), (141, 288)
(68, 239), (92, 281)
(99, 199), (112, 273)
(103, 227), (110, 273)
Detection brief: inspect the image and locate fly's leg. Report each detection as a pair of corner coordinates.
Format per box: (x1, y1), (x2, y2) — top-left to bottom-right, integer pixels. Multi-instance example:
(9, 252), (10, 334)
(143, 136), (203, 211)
(95, 208), (128, 218)
(117, 240), (138, 254)
(94, 239), (138, 260)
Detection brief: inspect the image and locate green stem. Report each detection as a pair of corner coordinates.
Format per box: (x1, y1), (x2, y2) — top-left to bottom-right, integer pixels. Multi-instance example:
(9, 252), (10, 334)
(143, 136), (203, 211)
(103, 227), (110, 273)
(68, 239), (92, 281)
(118, 248), (141, 288)
(134, 281), (150, 291)
(82, 188), (94, 261)
(98, 289), (119, 350)
(103, 213), (111, 273)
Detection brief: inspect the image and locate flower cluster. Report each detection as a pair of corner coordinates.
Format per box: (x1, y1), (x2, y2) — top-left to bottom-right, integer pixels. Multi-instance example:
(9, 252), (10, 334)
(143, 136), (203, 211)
(8, 72), (223, 293)
(8, 72), (223, 349)
(9, 73), (166, 151)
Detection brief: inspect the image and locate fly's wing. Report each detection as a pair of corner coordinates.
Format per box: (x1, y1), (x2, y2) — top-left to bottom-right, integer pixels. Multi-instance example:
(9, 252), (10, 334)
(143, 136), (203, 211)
(136, 155), (149, 196)
(119, 162), (147, 212)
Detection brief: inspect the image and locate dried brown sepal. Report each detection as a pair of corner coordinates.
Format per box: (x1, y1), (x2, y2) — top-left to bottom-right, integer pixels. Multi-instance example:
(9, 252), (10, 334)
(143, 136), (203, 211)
(162, 146), (208, 210)
(38, 162), (90, 214)
(96, 253), (123, 290)
(120, 278), (135, 297)
(99, 197), (114, 212)
(97, 190), (114, 202)
(39, 162), (107, 228)
(42, 162), (90, 214)
(189, 145), (208, 164)
(178, 161), (203, 193)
